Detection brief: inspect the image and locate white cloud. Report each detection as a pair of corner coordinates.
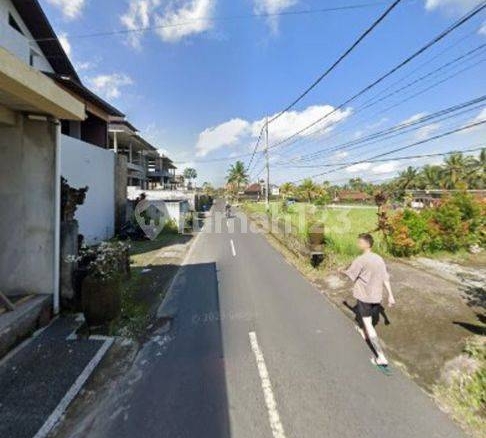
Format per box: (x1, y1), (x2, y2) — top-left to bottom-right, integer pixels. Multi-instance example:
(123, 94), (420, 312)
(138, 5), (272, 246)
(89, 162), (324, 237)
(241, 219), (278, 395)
(473, 107), (486, 122)
(155, 0), (215, 43)
(120, 0), (161, 49)
(480, 22), (486, 35)
(372, 161), (399, 174)
(47, 0), (86, 20)
(254, 0), (299, 33)
(196, 119), (250, 157)
(86, 73), (134, 100)
(195, 104), (351, 157)
(401, 112), (427, 125)
(252, 105), (352, 142)
(120, 0), (215, 47)
(332, 151), (349, 162)
(346, 162), (372, 173)
(58, 33), (71, 57)
(415, 123), (441, 140)
(424, 0), (483, 14)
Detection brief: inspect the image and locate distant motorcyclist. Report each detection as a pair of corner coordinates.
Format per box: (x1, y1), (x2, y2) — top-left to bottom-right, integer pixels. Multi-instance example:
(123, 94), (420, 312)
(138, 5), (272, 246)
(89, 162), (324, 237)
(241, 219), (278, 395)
(225, 202), (232, 218)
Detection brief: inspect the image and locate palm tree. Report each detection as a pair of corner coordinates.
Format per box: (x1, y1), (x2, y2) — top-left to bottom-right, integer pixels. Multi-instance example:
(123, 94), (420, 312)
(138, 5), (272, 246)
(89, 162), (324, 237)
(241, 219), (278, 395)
(466, 148), (486, 189)
(396, 166), (419, 189)
(226, 161), (249, 200)
(419, 164), (443, 190)
(183, 168), (198, 190)
(279, 182), (296, 199)
(201, 182), (215, 196)
(441, 153), (475, 189)
(298, 178), (321, 203)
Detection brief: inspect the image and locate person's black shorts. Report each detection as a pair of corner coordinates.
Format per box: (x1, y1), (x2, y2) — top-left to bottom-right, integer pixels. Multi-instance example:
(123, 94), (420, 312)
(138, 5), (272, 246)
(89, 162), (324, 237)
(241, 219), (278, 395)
(357, 300), (381, 319)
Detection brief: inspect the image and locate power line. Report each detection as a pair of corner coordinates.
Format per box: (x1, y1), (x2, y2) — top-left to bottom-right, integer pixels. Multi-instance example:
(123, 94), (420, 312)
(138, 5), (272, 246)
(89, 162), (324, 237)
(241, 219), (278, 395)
(266, 0), (404, 125)
(33, 2), (389, 43)
(276, 146), (485, 168)
(270, 46), (486, 160)
(277, 94), (486, 165)
(291, 118), (486, 182)
(263, 1), (486, 154)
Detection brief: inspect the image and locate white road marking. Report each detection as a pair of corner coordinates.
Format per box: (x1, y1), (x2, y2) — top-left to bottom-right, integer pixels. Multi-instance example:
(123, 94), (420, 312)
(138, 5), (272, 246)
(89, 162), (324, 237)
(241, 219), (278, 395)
(230, 239), (236, 257)
(249, 332), (286, 438)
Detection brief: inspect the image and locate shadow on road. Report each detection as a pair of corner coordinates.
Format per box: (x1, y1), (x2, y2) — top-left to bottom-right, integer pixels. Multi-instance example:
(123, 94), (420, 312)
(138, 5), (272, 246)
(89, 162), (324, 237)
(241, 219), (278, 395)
(105, 262), (232, 438)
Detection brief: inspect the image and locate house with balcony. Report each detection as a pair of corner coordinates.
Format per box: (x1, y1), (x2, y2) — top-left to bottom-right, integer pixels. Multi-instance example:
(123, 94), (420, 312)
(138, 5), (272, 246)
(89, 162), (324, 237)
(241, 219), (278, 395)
(109, 119), (177, 190)
(3, 0), (128, 245)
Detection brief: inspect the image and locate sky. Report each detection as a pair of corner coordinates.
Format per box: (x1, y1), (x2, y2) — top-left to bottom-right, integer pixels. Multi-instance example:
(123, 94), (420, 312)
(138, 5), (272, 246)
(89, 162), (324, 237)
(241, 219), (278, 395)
(39, 0), (486, 186)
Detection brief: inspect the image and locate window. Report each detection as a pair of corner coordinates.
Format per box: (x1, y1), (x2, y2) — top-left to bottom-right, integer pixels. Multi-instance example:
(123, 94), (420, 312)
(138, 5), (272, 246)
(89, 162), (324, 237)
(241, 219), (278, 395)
(8, 13), (24, 35)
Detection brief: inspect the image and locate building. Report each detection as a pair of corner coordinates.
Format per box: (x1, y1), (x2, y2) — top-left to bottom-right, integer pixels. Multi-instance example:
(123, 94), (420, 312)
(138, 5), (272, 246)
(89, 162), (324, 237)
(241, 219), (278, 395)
(334, 191), (373, 203)
(109, 119), (177, 190)
(0, 0), (85, 329)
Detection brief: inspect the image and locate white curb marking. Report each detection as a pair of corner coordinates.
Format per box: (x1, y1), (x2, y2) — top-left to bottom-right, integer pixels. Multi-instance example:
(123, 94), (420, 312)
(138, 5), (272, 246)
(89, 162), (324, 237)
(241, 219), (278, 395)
(33, 337), (114, 438)
(230, 239), (236, 257)
(249, 332), (286, 438)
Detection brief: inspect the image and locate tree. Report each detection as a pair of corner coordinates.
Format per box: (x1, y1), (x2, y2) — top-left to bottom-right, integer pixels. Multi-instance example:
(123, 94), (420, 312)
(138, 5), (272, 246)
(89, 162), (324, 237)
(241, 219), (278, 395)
(418, 164), (443, 190)
(183, 168), (198, 189)
(279, 182), (296, 199)
(201, 182), (215, 196)
(226, 161), (249, 200)
(441, 153), (473, 189)
(396, 166), (419, 190)
(298, 178), (322, 203)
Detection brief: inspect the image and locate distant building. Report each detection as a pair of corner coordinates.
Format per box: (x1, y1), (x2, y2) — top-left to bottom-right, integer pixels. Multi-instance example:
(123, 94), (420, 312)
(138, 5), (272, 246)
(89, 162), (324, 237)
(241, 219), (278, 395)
(335, 191), (372, 203)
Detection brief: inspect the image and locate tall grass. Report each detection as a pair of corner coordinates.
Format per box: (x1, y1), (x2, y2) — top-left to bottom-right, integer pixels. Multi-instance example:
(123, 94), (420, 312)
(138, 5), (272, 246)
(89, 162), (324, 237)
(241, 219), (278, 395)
(243, 201), (384, 264)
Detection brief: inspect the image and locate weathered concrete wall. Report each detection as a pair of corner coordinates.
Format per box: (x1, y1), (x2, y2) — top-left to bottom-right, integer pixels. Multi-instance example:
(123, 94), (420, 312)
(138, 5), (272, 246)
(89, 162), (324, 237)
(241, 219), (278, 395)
(114, 154), (127, 233)
(0, 115), (56, 296)
(61, 135), (115, 244)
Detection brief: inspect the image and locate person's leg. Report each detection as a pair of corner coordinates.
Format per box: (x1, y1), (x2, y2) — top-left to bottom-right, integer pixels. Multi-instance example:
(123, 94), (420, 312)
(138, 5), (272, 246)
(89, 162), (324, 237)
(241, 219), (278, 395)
(362, 316), (388, 366)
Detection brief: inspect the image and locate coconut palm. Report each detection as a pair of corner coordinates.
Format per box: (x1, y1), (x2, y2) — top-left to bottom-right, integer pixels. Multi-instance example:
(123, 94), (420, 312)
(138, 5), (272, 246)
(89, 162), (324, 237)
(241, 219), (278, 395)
(396, 166), (419, 189)
(441, 153), (475, 189)
(279, 182), (296, 199)
(418, 164), (443, 190)
(298, 178), (322, 203)
(226, 161), (249, 199)
(183, 168), (198, 189)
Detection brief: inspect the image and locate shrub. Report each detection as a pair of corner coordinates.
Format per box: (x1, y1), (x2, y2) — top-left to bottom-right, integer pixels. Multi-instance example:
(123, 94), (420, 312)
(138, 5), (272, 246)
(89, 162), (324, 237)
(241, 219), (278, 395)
(386, 192), (484, 256)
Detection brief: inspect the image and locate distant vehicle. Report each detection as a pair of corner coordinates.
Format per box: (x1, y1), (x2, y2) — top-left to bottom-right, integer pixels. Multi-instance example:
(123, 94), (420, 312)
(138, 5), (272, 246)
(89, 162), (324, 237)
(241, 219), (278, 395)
(411, 200), (425, 209)
(286, 198), (298, 206)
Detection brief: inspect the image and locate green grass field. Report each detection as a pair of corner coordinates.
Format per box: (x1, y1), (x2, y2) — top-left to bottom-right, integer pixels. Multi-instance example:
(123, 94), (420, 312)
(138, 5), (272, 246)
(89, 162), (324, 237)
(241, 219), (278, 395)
(243, 201), (384, 264)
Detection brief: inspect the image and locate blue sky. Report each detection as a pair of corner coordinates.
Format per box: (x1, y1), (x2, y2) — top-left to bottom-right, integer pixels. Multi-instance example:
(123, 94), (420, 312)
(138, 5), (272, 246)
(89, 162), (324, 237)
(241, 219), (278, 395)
(40, 0), (486, 186)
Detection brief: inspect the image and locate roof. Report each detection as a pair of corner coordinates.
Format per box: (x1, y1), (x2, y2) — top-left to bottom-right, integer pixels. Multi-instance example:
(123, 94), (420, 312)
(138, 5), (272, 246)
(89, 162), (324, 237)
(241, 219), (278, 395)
(245, 183), (262, 193)
(45, 73), (125, 117)
(338, 191), (371, 200)
(11, 0), (79, 82)
(110, 118), (138, 133)
(0, 46), (85, 120)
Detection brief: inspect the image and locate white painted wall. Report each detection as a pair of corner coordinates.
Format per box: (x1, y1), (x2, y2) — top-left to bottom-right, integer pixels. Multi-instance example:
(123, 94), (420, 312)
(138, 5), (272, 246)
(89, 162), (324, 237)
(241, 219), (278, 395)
(61, 135), (115, 244)
(0, 0), (54, 71)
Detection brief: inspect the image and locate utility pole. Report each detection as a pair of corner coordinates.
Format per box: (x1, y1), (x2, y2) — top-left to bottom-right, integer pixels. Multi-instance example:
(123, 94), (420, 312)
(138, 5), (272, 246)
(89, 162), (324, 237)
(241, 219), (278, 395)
(265, 117), (270, 210)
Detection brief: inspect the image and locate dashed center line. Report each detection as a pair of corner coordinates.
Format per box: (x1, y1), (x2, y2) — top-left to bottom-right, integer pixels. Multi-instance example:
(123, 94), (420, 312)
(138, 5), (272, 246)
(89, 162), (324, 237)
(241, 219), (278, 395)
(230, 239), (236, 257)
(249, 332), (286, 438)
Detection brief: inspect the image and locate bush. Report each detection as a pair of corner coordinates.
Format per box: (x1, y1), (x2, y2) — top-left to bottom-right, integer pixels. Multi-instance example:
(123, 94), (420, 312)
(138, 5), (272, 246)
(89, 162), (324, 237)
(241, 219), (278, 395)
(386, 192), (484, 256)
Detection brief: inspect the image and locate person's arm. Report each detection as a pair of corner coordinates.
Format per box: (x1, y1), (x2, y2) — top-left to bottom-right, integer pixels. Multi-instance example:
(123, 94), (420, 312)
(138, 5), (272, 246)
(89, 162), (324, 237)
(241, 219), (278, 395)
(384, 281), (395, 307)
(340, 259), (362, 282)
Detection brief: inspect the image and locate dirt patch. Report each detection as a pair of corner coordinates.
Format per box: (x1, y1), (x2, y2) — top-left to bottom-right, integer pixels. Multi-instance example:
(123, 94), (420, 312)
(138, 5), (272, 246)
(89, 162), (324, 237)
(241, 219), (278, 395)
(319, 259), (484, 390)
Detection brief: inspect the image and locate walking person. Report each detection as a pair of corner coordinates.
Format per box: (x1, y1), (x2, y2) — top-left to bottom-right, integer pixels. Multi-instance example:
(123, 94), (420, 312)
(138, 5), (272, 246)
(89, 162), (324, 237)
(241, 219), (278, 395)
(341, 233), (395, 369)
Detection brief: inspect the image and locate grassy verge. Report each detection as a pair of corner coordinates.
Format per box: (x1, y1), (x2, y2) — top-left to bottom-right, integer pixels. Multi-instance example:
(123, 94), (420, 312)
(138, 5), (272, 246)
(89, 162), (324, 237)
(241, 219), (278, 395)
(114, 231), (192, 339)
(243, 201), (385, 266)
(434, 337), (486, 438)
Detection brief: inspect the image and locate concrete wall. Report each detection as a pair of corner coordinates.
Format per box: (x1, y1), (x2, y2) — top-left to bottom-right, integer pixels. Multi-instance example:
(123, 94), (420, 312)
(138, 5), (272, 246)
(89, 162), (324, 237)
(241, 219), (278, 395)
(0, 0), (54, 72)
(0, 115), (56, 296)
(115, 154), (128, 233)
(61, 135), (115, 244)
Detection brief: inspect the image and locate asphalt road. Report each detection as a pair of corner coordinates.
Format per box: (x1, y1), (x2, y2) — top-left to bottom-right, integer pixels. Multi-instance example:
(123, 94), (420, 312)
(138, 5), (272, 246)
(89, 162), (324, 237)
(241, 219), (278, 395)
(91, 201), (465, 438)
